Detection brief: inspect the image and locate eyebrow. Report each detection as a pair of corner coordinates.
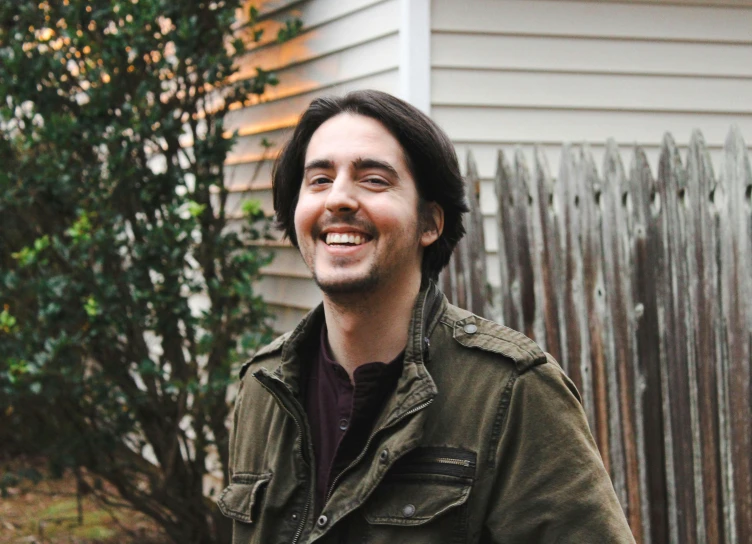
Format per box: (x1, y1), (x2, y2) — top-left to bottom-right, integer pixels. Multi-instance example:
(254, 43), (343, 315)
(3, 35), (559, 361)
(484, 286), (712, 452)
(352, 157), (399, 179)
(303, 157), (400, 179)
(304, 159), (335, 172)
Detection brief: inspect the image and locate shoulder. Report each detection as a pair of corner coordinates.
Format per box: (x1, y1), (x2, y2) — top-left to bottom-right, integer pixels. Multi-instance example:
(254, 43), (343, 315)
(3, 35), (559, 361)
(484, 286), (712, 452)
(239, 331), (291, 379)
(438, 303), (548, 374)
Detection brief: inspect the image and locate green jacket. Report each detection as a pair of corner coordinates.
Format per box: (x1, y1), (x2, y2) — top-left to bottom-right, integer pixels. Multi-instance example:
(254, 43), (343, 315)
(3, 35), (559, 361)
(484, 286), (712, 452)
(222, 283), (635, 543)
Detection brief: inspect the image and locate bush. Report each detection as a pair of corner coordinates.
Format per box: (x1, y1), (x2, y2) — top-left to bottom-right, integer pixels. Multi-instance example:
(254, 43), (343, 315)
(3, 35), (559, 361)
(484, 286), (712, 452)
(0, 1), (298, 541)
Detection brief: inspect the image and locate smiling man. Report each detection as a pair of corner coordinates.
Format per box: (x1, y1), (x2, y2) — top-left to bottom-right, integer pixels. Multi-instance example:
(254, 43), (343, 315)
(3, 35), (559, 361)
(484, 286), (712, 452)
(221, 91), (635, 543)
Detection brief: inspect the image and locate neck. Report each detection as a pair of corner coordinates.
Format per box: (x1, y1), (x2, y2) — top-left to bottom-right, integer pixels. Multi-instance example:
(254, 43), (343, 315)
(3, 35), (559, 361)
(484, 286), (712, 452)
(322, 274), (422, 381)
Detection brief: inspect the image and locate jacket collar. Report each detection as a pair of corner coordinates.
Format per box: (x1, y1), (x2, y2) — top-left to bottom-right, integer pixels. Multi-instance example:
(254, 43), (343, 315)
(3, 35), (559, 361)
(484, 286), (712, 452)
(268, 281), (446, 406)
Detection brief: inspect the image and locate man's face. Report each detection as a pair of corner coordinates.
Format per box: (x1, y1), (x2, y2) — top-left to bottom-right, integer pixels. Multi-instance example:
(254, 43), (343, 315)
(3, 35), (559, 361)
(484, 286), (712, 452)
(294, 113), (440, 296)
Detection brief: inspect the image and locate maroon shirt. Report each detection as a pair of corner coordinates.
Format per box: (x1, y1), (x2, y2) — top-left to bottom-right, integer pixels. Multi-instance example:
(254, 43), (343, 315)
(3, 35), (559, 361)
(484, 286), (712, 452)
(305, 325), (404, 515)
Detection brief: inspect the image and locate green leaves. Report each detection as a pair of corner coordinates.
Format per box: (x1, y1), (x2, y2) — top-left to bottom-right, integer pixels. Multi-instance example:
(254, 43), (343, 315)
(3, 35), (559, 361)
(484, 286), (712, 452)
(241, 198), (262, 219)
(0, 0), (282, 540)
(277, 18), (303, 43)
(185, 200), (207, 218)
(66, 212), (93, 242)
(83, 296), (100, 318)
(0, 307), (18, 334)
(11, 235), (50, 267)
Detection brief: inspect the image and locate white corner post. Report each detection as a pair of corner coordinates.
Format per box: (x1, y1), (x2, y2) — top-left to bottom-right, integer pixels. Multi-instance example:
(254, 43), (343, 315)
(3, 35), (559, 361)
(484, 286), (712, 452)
(399, 0), (431, 115)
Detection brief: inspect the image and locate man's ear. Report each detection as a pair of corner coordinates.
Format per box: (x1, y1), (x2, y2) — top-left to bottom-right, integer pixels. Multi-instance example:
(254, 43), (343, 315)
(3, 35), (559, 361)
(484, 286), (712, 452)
(420, 202), (444, 248)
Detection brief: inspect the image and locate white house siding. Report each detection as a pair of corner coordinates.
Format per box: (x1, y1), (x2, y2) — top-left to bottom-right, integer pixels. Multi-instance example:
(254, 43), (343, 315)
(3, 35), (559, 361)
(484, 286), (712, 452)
(430, 0), (752, 290)
(226, 0), (401, 329)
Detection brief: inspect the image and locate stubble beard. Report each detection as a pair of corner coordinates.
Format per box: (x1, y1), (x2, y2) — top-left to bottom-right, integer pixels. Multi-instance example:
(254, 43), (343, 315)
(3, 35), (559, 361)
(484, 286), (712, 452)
(312, 259), (381, 298)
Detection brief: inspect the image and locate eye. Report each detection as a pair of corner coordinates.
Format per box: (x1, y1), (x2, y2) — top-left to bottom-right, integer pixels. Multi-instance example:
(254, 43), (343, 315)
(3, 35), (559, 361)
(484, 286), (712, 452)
(309, 176), (332, 186)
(362, 177), (389, 187)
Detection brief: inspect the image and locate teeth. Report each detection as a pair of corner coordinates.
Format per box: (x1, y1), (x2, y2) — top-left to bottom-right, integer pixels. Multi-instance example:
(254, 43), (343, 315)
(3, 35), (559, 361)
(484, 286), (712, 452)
(326, 233), (366, 245)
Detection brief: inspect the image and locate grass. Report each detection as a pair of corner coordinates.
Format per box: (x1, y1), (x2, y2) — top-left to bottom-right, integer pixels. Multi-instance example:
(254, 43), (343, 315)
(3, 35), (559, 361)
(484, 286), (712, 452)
(0, 456), (167, 544)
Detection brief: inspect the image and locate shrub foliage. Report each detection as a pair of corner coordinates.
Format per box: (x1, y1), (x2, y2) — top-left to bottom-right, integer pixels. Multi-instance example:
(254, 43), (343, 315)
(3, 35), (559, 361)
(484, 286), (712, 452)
(0, 1), (296, 541)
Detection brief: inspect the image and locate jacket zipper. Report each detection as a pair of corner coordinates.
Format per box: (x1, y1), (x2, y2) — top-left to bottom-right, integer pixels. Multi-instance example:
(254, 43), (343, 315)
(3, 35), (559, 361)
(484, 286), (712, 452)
(323, 289), (440, 505)
(255, 374), (313, 544)
(424, 457), (474, 467)
(324, 397), (435, 505)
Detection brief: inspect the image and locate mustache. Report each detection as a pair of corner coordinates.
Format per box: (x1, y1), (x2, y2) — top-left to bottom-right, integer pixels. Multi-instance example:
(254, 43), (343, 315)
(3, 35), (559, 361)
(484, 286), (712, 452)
(311, 217), (378, 239)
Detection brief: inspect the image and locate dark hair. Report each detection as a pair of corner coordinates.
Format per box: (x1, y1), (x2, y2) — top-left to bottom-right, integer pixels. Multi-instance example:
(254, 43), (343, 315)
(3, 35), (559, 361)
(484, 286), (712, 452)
(272, 89), (469, 281)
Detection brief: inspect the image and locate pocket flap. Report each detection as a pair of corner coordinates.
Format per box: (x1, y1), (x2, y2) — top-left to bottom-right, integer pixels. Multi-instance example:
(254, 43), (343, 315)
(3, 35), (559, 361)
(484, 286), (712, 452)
(218, 473), (272, 524)
(363, 477), (471, 526)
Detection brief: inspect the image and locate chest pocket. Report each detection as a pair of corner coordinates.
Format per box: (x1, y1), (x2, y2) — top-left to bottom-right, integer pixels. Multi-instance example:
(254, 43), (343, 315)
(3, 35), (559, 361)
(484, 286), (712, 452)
(218, 472), (272, 524)
(359, 447), (475, 542)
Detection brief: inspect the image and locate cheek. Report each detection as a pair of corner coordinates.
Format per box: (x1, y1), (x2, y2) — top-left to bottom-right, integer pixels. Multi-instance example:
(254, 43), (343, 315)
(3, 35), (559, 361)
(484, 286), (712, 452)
(293, 195), (318, 242)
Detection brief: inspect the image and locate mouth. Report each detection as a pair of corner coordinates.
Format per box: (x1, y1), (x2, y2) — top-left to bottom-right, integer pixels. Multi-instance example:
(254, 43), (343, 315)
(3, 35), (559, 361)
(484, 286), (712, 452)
(322, 231), (372, 247)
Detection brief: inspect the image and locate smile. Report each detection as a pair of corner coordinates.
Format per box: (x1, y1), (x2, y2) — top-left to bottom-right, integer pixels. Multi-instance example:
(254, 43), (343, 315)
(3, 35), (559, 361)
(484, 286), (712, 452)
(324, 232), (370, 246)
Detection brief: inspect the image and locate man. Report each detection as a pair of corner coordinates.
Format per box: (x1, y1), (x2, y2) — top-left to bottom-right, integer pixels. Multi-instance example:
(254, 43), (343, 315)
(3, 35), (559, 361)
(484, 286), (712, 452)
(220, 90), (635, 543)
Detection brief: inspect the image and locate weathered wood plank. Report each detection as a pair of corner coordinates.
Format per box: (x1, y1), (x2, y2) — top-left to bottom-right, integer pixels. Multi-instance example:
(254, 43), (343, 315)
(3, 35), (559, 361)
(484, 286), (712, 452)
(601, 140), (639, 535)
(463, 153), (490, 318)
(513, 149), (543, 344)
(557, 146), (593, 430)
(578, 148), (612, 479)
(511, 150), (537, 340)
(495, 149), (525, 331)
(627, 145), (667, 544)
(686, 131), (723, 544)
(719, 126), (752, 544)
(534, 147), (564, 362)
(657, 133), (697, 544)
(490, 150), (511, 326)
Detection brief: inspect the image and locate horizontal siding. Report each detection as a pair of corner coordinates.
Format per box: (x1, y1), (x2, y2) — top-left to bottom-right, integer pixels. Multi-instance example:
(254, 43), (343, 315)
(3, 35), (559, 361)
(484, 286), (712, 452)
(220, 188), (275, 217)
(226, 69), (399, 135)
(431, 0), (752, 42)
(241, 0), (388, 52)
(433, 106), (752, 147)
(256, 33), (400, 103)
(433, 69), (752, 113)
(431, 0), (752, 294)
(433, 33), (752, 77)
(239, 0), (398, 77)
(267, 304), (311, 335)
(229, 0), (400, 324)
(261, 246), (311, 279)
(229, 127), (291, 164)
(224, 161), (274, 191)
(258, 275), (322, 310)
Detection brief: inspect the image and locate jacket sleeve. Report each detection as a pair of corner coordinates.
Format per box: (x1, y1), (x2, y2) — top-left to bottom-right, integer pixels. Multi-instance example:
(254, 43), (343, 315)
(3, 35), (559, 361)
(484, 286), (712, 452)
(482, 357), (636, 543)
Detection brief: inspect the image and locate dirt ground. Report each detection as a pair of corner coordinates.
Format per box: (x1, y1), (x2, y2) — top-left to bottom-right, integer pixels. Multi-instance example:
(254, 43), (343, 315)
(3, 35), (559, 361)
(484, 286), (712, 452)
(0, 457), (168, 544)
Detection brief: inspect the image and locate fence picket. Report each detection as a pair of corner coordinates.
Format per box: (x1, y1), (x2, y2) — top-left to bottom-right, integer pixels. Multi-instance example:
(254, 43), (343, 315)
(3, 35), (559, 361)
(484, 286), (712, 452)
(494, 149), (518, 329)
(686, 131), (723, 543)
(601, 140), (639, 533)
(534, 147), (563, 360)
(464, 153), (489, 318)
(627, 145), (665, 544)
(578, 149), (612, 474)
(719, 127), (752, 544)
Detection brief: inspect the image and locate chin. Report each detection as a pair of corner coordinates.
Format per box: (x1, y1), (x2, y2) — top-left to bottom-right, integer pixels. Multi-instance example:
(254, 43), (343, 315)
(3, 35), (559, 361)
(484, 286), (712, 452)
(313, 270), (380, 296)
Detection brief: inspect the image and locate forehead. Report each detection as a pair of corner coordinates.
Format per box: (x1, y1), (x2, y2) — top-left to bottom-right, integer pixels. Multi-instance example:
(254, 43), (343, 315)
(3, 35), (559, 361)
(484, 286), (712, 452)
(305, 113), (407, 168)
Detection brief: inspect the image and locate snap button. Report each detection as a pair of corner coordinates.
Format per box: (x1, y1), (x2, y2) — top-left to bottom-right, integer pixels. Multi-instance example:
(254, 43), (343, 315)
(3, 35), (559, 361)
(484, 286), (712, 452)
(379, 449), (389, 463)
(338, 418), (349, 431)
(317, 514), (328, 527)
(402, 504), (416, 518)
(463, 323), (478, 334)
(291, 512), (298, 521)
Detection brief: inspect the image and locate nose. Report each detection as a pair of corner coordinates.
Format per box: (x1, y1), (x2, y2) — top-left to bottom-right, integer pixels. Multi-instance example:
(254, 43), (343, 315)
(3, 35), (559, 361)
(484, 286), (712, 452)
(325, 175), (359, 215)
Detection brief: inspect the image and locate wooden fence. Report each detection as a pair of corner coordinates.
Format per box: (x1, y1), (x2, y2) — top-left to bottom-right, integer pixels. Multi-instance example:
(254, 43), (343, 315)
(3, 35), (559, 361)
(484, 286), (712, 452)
(442, 128), (752, 544)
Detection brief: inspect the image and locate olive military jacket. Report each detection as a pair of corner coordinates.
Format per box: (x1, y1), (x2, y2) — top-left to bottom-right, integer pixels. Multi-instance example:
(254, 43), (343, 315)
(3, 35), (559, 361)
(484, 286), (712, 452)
(221, 283), (636, 543)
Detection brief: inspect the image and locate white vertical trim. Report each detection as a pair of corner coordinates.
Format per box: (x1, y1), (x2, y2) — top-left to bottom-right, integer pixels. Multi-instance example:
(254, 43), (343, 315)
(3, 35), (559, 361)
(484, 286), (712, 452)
(399, 0), (431, 114)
